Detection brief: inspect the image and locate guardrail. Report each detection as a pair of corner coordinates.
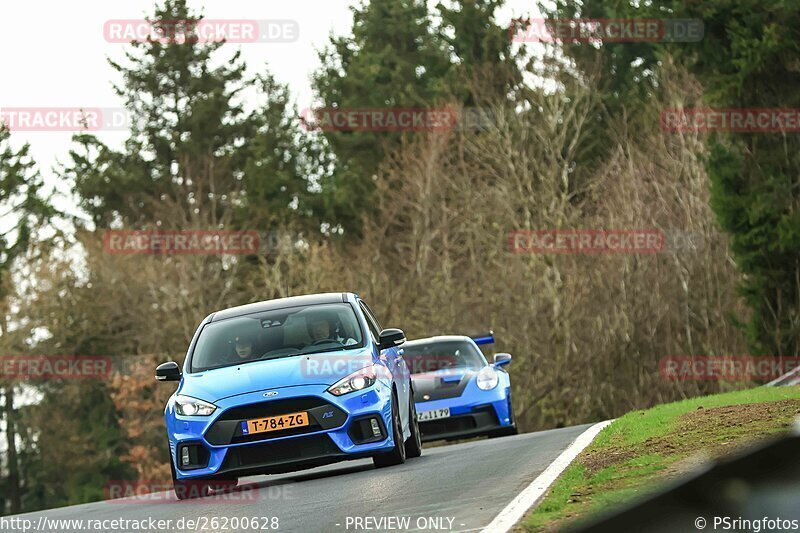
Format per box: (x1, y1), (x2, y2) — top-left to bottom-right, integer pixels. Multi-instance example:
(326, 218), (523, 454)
(767, 365), (800, 386)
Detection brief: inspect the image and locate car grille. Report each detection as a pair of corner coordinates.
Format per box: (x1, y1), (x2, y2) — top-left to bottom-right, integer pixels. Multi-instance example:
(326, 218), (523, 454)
(220, 434), (343, 473)
(419, 406), (498, 439)
(205, 396), (347, 446)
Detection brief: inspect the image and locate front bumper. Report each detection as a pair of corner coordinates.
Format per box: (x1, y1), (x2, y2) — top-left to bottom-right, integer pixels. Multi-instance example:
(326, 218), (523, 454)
(415, 385), (512, 442)
(166, 382), (396, 480)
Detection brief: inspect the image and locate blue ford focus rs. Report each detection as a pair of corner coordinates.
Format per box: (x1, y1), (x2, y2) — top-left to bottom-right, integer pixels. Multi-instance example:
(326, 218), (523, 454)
(404, 334), (517, 442)
(156, 292), (422, 499)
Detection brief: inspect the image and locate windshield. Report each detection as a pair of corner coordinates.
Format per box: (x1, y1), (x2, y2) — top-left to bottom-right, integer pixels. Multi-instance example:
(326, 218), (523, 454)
(403, 340), (487, 374)
(190, 303), (364, 372)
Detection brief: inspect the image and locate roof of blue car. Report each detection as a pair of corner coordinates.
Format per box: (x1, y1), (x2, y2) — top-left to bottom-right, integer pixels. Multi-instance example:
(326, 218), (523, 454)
(404, 335), (472, 345)
(210, 292), (350, 322)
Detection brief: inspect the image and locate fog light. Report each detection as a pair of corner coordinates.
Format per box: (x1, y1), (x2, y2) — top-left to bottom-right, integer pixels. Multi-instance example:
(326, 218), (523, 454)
(181, 447), (190, 466)
(370, 418), (381, 437)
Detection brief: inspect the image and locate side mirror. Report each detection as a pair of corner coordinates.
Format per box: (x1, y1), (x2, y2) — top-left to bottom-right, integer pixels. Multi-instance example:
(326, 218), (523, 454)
(378, 328), (406, 350)
(156, 361), (181, 382)
(493, 353), (512, 368)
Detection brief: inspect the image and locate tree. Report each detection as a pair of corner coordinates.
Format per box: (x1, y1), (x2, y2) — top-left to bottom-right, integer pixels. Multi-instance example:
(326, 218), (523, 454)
(67, 0), (315, 233)
(547, 0), (800, 356)
(240, 73), (326, 232)
(312, 0), (453, 235)
(67, 0), (253, 228)
(437, 0), (523, 104)
(697, 1), (800, 354)
(0, 125), (53, 515)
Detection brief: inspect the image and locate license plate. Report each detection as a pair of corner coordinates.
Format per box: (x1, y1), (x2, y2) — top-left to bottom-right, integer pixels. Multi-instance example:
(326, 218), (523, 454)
(418, 408), (450, 422)
(241, 411), (309, 435)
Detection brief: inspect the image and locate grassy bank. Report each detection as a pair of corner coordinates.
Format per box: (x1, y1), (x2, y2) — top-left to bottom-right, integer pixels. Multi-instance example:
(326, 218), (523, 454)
(520, 386), (800, 531)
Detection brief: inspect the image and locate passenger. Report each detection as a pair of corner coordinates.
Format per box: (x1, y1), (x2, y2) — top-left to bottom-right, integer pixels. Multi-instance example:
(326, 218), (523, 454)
(234, 335), (256, 360)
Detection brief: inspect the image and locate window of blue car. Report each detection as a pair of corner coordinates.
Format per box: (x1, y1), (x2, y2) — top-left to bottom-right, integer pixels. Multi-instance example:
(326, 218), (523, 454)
(358, 300), (382, 341)
(190, 303), (365, 372)
(402, 341), (487, 374)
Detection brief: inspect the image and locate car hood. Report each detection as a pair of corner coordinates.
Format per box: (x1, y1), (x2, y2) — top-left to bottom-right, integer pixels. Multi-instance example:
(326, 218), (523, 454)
(411, 368), (477, 401)
(180, 347), (375, 403)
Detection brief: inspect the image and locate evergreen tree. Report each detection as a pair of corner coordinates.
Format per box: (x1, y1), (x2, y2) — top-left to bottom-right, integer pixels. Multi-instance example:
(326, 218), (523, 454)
(0, 125), (53, 515)
(546, 0), (800, 355)
(68, 0), (250, 227)
(696, 3), (800, 356)
(437, 0), (523, 103)
(313, 0), (453, 235)
(67, 0), (311, 231)
(241, 73), (324, 231)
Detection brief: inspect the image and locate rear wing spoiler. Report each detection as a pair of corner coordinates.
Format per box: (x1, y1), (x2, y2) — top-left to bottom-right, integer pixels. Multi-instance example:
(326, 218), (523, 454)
(470, 331), (494, 346)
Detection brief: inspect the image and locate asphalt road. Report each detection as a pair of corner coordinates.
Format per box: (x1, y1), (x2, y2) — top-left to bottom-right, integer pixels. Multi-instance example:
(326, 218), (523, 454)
(12, 424), (591, 533)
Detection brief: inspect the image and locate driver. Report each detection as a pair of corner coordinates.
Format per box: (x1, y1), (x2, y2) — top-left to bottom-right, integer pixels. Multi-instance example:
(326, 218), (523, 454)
(307, 315), (357, 346)
(307, 316), (332, 343)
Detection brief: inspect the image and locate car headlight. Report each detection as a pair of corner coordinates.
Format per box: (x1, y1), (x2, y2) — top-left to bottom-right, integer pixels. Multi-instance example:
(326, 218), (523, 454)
(476, 367), (499, 390)
(327, 364), (389, 396)
(174, 395), (217, 416)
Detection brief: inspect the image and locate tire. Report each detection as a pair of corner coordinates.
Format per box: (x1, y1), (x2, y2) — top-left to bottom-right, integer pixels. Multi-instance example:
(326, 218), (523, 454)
(404, 391), (422, 459)
(171, 456), (210, 500)
(373, 392), (407, 468)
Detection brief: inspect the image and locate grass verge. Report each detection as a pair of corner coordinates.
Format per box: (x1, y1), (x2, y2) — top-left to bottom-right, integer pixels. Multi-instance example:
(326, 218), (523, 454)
(519, 386), (800, 532)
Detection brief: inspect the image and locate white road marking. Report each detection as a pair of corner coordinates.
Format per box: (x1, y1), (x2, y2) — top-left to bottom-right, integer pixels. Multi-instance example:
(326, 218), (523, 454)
(480, 420), (614, 533)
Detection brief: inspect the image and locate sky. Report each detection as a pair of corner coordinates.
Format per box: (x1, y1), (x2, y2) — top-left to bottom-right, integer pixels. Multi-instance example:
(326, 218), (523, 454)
(0, 0), (540, 217)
